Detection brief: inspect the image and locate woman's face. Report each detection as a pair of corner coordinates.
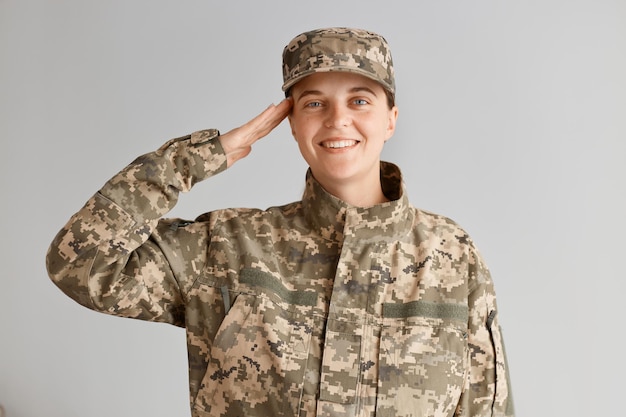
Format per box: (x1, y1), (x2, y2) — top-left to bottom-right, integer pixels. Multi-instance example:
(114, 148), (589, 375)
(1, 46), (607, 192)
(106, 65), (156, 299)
(288, 72), (398, 197)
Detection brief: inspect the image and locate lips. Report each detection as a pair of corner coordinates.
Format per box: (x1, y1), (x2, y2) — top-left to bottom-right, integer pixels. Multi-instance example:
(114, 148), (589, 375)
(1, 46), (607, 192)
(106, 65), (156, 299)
(320, 139), (359, 149)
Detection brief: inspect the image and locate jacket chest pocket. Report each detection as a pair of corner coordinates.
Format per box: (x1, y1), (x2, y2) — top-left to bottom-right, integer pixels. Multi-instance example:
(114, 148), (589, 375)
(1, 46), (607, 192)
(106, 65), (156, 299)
(194, 291), (314, 417)
(376, 318), (468, 417)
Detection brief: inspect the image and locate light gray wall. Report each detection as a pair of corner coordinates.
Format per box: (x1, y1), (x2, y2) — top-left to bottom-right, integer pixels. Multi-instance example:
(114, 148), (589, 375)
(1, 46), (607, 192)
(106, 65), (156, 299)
(1, 1), (624, 416)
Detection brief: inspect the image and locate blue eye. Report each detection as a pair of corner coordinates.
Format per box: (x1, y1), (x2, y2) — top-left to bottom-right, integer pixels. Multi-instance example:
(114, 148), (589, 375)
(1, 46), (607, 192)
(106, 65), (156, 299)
(306, 101), (322, 107)
(354, 99), (368, 105)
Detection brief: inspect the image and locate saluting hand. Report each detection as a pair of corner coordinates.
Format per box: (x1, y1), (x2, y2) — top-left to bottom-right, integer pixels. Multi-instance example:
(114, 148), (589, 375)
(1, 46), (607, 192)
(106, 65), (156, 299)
(219, 98), (293, 167)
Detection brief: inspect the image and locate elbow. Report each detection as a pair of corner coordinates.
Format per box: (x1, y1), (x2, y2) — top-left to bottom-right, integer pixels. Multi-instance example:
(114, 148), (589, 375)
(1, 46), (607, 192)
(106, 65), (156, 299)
(45, 241), (95, 309)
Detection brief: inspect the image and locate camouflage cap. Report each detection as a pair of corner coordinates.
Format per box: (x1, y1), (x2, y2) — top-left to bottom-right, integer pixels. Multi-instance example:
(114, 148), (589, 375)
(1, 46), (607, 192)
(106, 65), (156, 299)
(282, 27), (395, 98)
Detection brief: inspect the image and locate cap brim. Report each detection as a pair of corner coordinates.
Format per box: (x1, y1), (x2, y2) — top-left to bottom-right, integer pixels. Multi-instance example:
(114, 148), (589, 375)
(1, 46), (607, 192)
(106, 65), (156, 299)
(282, 66), (395, 95)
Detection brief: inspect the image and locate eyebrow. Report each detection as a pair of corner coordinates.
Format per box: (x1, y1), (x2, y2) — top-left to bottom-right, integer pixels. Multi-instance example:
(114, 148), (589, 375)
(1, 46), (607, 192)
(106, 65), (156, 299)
(296, 86), (379, 100)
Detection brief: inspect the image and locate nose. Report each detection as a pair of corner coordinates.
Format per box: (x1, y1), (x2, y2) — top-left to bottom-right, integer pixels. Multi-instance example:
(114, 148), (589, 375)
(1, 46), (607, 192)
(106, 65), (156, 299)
(325, 104), (351, 128)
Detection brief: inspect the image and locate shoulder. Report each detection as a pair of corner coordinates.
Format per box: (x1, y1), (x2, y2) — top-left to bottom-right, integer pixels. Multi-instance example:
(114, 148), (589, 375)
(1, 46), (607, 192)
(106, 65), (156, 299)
(191, 200), (305, 230)
(408, 205), (480, 253)
(412, 206), (469, 235)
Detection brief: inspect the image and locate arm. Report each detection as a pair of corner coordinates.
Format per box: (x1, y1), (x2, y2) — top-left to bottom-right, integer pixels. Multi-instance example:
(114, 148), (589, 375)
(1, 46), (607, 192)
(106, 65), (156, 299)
(456, 245), (515, 417)
(45, 99), (292, 324)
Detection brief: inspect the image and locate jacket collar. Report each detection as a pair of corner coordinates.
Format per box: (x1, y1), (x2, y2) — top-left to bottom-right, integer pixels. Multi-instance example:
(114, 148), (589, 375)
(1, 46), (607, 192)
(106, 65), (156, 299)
(301, 161), (414, 242)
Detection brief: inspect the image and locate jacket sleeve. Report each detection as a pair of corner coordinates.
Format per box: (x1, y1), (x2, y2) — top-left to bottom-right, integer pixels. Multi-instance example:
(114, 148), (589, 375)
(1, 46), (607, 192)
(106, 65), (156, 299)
(45, 129), (227, 326)
(455, 244), (515, 417)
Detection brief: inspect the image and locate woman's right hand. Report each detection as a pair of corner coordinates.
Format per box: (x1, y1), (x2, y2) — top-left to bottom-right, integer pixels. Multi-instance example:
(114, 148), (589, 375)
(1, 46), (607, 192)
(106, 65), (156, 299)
(219, 98), (293, 167)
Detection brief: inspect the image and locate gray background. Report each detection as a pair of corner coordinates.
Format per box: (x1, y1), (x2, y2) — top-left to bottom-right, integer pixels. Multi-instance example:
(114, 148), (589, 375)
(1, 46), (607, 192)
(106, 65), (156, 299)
(1, 1), (624, 416)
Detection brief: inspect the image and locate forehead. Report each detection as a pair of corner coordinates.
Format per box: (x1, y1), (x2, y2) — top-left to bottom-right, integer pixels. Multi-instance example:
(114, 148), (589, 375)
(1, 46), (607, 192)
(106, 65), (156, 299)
(290, 72), (385, 95)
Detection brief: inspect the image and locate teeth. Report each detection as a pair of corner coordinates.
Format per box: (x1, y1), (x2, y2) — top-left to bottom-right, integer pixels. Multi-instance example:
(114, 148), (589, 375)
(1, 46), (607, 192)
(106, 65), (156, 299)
(323, 140), (357, 148)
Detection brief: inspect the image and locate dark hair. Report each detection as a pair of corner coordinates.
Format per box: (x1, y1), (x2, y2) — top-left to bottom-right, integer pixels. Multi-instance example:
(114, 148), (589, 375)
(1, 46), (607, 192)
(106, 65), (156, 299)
(384, 89), (396, 109)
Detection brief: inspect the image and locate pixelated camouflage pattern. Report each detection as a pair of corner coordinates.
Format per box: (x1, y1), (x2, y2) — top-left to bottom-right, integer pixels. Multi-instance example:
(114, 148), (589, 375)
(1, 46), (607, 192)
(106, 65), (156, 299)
(282, 27), (395, 97)
(46, 129), (514, 416)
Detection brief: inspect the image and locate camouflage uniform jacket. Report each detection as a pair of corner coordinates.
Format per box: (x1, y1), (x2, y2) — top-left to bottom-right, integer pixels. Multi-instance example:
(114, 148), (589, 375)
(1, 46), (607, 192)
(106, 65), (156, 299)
(46, 129), (514, 417)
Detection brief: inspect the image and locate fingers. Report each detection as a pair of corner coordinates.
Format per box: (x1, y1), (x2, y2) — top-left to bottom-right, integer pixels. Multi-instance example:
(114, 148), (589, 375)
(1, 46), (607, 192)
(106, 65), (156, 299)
(220, 98), (293, 167)
(248, 98), (293, 138)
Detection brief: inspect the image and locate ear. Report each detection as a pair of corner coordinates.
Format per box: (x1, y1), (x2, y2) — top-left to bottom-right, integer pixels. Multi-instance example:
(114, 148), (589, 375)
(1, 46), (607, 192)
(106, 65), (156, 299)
(384, 106), (399, 142)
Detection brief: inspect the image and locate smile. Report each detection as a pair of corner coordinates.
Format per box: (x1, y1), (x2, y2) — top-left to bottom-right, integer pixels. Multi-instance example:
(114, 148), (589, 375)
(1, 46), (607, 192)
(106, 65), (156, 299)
(321, 139), (359, 149)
